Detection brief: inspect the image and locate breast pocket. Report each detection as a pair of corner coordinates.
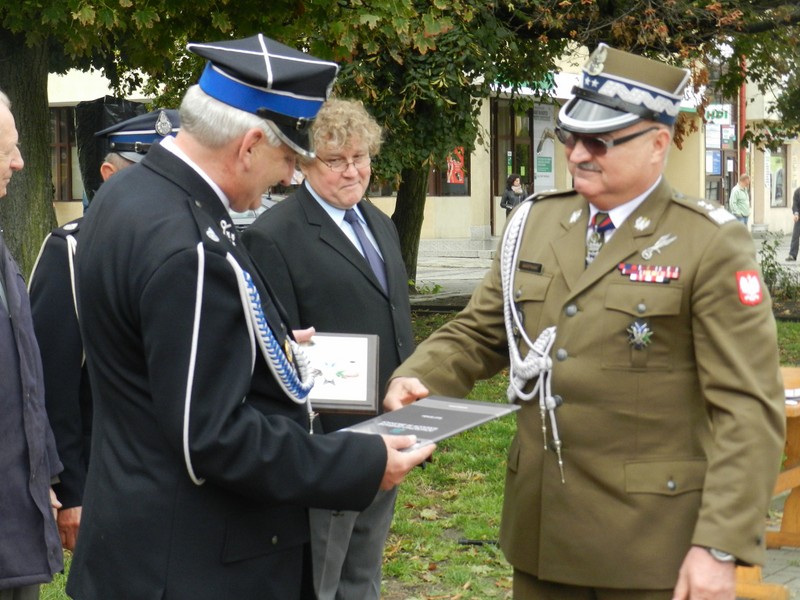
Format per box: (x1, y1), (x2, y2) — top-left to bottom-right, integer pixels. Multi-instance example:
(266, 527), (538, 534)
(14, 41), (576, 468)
(602, 283), (683, 370)
(512, 270), (553, 341)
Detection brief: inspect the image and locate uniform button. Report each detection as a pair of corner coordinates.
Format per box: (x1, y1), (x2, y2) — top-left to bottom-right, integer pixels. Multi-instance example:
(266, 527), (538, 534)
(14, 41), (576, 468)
(515, 289), (522, 300)
(397, 341), (403, 348)
(272, 536), (279, 545)
(667, 478), (677, 491)
(637, 303), (647, 314)
(556, 348), (568, 361)
(195, 200), (202, 207)
(565, 304), (578, 317)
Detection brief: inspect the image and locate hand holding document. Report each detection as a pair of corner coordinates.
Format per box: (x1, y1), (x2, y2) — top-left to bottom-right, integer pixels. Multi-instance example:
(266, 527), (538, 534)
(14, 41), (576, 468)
(345, 396), (521, 452)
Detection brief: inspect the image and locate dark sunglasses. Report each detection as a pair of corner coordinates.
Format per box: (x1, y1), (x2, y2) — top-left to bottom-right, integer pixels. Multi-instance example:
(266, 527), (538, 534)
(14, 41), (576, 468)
(554, 126), (659, 156)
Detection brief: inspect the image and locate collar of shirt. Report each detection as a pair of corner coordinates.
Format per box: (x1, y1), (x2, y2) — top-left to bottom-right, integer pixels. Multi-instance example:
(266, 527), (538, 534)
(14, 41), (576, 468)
(159, 136), (231, 210)
(305, 182), (383, 259)
(588, 175), (662, 237)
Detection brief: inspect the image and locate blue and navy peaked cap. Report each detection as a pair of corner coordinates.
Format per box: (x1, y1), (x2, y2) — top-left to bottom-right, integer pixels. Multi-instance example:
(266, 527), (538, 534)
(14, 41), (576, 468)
(95, 109), (180, 163)
(187, 33), (339, 158)
(558, 43), (691, 134)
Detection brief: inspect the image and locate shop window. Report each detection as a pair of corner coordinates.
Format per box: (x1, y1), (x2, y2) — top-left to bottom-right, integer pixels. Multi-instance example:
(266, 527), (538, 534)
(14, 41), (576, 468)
(50, 107), (80, 202)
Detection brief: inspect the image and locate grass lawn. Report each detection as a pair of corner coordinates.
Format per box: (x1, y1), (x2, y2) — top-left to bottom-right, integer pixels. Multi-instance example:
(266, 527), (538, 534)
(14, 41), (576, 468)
(42, 317), (800, 600)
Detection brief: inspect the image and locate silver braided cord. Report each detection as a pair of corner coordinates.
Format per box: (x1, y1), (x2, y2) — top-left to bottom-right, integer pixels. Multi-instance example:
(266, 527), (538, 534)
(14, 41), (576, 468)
(500, 201), (565, 482)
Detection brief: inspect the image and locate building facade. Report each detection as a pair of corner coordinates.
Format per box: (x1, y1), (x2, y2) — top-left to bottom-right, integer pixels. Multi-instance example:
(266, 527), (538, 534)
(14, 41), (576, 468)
(48, 68), (798, 241)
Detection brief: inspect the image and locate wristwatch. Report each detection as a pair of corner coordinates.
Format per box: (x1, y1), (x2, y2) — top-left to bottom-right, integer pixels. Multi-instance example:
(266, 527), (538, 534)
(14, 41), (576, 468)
(707, 547), (736, 563)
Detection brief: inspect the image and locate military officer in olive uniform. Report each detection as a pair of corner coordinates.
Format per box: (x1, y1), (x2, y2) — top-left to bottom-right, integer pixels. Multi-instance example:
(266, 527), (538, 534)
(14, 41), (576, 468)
(28, 109), (180, 552)
(386, 44), (785, 600)
(66, 35), (433, 600)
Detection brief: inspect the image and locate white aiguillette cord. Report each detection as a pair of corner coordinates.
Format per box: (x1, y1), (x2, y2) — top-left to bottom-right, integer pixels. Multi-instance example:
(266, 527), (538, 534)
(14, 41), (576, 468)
(500, 201), (565, 483)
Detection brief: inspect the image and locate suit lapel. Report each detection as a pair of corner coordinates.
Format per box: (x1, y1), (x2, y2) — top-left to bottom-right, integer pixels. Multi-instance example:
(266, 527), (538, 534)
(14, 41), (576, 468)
(297, 187), (389, 296)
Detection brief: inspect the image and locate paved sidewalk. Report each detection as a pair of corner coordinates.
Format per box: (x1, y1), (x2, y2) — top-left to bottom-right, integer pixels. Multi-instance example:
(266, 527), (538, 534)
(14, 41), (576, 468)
(412, 234), (800, 597)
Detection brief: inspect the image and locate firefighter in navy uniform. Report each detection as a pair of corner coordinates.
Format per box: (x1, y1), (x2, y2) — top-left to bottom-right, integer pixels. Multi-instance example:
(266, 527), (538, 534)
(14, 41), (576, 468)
(65, 34), (433, 600)
(386, 44), (785, 600)
(28, 108), (180, 553)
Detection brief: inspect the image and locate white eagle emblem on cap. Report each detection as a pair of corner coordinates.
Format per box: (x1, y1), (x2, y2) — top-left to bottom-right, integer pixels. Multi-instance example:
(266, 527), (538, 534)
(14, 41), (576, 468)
(585, 46), (608, 75)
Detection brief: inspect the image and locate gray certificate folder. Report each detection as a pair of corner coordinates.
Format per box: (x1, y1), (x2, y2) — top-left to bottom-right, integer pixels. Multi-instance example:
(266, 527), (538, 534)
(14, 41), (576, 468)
(342, 396), (521, 451)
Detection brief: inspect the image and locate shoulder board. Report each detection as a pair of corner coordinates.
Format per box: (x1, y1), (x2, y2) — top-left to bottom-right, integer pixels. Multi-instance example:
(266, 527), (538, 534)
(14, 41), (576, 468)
(526, 188), (578, 203)
(670, 191), (736, 227)
(50, 217), (83, 239)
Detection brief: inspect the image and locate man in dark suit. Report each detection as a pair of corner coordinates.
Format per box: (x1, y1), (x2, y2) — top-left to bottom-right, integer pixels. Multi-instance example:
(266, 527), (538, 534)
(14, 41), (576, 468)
(242, 98), (413, 600)
(28, 108), (180, 552)
(65, 35), (433, 600)
(386, 44), (785, 600)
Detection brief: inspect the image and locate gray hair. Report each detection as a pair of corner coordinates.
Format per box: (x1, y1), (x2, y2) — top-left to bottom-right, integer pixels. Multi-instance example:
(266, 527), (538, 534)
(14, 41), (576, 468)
(0, 90), (10, 109)
(179, 85), (281, 149)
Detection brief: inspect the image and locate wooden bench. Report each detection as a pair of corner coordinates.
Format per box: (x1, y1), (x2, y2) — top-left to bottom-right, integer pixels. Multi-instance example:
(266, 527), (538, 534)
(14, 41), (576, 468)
(734, 367), (800, 600)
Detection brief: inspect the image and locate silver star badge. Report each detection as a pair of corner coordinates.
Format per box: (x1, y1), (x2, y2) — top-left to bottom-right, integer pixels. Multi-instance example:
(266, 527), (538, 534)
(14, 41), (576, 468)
(627, 320), (653, 350)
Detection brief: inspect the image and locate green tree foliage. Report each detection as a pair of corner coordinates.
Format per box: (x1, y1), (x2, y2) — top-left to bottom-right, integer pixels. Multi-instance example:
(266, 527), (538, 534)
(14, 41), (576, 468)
(0, 1), (798, 276)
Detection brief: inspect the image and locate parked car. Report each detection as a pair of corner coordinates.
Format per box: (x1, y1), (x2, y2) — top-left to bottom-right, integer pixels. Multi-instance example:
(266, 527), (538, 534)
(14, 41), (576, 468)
(230, 193), (283, 232)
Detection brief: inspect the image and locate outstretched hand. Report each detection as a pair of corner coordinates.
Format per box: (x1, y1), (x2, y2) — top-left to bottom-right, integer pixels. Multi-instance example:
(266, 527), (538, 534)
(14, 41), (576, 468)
(383, 376), (429, 411)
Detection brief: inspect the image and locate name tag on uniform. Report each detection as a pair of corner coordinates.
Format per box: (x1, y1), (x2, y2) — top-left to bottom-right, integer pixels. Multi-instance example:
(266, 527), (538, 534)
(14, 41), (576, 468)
(518, 261), (543, 274)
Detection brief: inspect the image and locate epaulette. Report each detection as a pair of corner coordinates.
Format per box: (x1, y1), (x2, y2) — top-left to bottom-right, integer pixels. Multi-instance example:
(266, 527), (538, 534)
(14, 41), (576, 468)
(670, 191), (736, 227)
(50, 217), (83, 239)
(525, 188), (578, 204)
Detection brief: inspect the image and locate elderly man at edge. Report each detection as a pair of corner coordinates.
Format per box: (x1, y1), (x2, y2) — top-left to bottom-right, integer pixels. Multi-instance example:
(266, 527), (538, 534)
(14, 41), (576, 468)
(0, 90), (64, 600)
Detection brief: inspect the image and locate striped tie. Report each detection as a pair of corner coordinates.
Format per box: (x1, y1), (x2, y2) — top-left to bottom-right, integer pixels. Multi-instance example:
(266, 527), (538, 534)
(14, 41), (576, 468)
(586, 211), (615, 265)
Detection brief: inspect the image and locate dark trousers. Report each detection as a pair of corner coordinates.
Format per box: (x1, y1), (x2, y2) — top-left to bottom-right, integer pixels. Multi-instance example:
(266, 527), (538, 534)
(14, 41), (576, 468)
(790, 219), (800, 259)
(0, 585), (41, 600)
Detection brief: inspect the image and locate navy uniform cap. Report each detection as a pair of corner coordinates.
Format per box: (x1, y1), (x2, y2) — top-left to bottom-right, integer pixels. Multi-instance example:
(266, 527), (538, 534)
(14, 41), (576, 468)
(558, 44), (691, 134)
(187, 33), (339, 158)
(95, 109), (181, 163)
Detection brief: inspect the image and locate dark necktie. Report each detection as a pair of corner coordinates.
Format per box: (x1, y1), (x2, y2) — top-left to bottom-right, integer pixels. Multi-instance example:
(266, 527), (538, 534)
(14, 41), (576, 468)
(586, 211), (615, 265)
(344, 208), (388, 293)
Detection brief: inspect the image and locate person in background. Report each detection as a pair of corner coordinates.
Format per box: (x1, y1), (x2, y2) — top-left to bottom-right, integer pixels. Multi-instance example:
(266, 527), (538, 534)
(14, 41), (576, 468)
(385, 44), (784, 600)
(242, 98), (413, 600)
(28, 109), (180, 552)
(0, 89), (64, 600)
(785, 185), (800, 261)
(728, 173), (751, 226)
(500, 173), (525, 216)
(65, 34), (432, 600)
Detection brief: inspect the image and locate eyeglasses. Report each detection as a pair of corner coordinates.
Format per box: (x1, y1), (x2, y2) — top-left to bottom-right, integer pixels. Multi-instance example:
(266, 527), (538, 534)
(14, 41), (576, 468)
(554, 126), (659, 156)
(316, 155), (371, 173)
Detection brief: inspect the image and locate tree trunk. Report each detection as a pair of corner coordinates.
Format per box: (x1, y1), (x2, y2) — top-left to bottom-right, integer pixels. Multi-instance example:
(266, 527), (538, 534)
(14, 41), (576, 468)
(0, 30), (56, 278)
(391, 165), (429, 291)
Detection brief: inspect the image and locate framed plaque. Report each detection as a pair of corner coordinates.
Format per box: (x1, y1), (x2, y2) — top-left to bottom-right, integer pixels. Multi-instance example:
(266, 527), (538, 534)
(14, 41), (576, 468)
(302, 332), (379, 414)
